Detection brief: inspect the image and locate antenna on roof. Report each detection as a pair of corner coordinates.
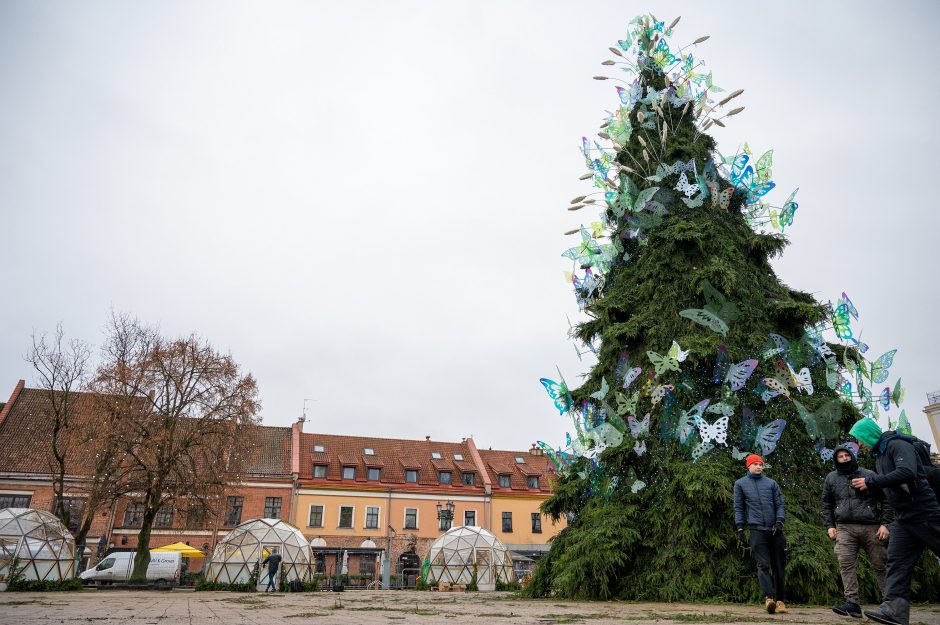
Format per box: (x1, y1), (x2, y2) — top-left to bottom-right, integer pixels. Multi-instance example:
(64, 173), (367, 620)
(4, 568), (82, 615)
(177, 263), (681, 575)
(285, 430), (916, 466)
(302, 398), (318, 422)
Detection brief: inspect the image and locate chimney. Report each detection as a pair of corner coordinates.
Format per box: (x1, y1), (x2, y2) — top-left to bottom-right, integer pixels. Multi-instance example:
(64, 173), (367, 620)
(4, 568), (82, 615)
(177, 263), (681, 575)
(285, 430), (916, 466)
(425, 435), (431, 442)
(530, 443), (543, 456)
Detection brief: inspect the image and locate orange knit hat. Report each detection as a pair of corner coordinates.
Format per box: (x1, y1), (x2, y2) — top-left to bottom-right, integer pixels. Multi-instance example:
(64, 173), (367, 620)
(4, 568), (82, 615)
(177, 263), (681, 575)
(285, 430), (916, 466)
(745, 454), (764, 467)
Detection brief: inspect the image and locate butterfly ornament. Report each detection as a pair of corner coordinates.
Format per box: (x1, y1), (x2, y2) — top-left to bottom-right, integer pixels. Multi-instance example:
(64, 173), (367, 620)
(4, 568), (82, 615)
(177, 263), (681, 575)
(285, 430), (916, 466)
(679, 280), (741, 336)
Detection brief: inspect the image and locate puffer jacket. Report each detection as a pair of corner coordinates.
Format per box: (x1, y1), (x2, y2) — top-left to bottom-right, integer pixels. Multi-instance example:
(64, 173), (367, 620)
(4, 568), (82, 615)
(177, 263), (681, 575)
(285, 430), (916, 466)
(865, 433), (940, 522)
(733, 473), (785, 531)
(821, 467), (893, 527)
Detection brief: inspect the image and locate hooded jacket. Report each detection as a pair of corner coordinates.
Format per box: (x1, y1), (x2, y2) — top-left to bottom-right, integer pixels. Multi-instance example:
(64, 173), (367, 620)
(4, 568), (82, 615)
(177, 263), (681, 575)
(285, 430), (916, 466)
(821, 445), (893, 528)
(864, 432), (940, 522)
(733, 473), (785, 531)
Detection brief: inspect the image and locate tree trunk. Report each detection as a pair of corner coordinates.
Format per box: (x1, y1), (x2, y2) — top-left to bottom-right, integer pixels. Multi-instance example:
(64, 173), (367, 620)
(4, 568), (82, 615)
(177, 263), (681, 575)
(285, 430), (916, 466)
(130, 503), (160, 583)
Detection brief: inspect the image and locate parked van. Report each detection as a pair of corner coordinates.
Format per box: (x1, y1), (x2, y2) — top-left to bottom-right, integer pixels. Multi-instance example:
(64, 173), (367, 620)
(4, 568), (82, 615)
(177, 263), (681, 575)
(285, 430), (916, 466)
(80, 552), (181, 585)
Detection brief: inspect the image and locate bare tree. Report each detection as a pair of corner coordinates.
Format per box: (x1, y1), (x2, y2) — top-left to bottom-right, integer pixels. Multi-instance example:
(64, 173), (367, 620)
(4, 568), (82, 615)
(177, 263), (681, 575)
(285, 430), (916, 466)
(93, 313), (260, 582)
(25, 324), (91, 535)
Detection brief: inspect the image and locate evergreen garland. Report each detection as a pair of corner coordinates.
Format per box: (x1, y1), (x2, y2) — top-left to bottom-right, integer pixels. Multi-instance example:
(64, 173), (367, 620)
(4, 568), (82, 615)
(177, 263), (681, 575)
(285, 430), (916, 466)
(526, 15), (940, 603)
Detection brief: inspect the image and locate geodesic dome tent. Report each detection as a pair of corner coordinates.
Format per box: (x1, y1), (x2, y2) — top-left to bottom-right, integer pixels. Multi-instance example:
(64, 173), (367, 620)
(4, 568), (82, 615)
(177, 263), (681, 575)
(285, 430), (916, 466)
(425, 526), (515, 591)
(0, 508), (75, 583)
(206, 518), (309, 586)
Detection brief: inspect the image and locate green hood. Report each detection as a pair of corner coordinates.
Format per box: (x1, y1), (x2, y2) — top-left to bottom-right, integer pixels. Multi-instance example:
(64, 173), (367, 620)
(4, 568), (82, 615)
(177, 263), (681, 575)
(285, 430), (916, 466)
(849, 417), (883, 448)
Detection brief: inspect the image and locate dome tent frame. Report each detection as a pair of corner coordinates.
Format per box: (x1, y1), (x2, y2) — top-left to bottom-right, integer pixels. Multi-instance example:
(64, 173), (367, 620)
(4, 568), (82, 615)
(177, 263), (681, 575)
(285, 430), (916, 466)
(206, 518), (310, 589)
(0, 508), (76, 585)
(426, 526), (514, 591)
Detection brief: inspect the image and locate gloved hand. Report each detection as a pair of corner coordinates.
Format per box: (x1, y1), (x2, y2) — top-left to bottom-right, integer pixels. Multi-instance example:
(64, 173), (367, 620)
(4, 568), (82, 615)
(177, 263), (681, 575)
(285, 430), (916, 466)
(773, 521), (784, 535)
(736, 527), (747, 546)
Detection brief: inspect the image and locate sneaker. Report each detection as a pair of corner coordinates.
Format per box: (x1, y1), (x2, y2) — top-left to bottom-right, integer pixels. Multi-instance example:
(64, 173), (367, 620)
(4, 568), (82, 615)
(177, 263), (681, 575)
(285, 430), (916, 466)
(832, 602), (862, 618)
(775, 600), (788, 614)
(863, 609), (903, 625)
(764, 597), (776, 614)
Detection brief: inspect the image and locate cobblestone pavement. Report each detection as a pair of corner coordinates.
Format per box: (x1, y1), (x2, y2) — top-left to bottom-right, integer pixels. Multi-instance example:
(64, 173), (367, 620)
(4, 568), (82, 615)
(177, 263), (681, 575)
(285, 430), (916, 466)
(2, 590), (940, 625)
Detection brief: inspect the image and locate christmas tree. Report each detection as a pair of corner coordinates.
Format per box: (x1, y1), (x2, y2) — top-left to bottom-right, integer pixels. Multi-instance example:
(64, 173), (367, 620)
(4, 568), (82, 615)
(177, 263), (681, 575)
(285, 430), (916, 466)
(527, 15), (939, 603)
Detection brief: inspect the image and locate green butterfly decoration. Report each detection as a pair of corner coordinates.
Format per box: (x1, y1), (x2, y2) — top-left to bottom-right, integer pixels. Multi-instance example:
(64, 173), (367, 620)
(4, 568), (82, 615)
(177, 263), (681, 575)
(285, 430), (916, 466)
(679, 280), (741, 336)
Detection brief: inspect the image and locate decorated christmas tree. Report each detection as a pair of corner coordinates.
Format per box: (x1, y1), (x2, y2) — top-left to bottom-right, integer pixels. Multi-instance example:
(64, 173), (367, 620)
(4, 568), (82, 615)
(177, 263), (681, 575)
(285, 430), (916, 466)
(526, 15), (940, 603)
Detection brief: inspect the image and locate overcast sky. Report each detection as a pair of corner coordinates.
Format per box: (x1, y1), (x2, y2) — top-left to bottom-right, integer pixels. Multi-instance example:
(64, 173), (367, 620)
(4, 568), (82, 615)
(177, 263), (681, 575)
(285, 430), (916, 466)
(1, 1), (938, 451)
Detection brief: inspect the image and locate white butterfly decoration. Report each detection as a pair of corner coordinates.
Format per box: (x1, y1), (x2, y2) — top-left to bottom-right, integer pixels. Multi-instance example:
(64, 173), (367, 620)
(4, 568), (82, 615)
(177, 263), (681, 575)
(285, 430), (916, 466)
(647, 341), (689, 376)
(760, 333), (790, 360)
(674, 172), (700, 198)
(628, 413), (651, 438)
(693, 415), (730, 446)
(631, 477), (647, 493)
(731, 447), (749, 461)
(633, 439), (647, 456)
(790, 366), (813, 395)
(677, 399), (711, 443)
(754, 419), (787, 456)
(622, 367), (643, 389)
(651, 384), (674, 405)
(707, 402), (735, 417)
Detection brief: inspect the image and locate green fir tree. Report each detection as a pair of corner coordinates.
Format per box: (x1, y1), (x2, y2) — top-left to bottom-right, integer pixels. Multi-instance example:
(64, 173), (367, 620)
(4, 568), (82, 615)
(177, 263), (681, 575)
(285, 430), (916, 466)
(526, 15), (940, 603)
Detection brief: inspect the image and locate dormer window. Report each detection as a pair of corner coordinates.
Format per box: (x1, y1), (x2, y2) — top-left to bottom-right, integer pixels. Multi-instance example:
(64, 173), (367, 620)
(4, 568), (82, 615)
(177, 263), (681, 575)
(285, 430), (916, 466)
(515, 456), (526, 464)
(431, 452), (442, 459)
(364, 448), (375, 455)
(314, 445), (325, 453)
(453, 454), (464, 461)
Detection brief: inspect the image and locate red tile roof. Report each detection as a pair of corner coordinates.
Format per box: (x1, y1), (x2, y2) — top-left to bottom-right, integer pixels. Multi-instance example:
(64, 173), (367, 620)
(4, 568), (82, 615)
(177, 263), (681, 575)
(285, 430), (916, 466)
(478, 448), (556, 492)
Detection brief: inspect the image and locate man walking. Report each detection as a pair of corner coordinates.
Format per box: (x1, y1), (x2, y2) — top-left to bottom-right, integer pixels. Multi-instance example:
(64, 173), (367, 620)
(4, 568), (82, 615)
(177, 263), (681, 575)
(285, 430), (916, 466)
(849, 418), (940, 625)
(822, 444), (892, 618)
(734, 454), (788, 614)
(260, 547), (282, 592)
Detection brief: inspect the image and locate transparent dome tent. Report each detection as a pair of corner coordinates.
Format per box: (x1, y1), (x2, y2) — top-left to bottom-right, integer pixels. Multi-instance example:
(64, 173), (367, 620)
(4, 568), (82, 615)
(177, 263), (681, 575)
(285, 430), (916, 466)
(0, 508), (76, 584)
(425, 526), (515, 591)
(206, 518), (310, 588)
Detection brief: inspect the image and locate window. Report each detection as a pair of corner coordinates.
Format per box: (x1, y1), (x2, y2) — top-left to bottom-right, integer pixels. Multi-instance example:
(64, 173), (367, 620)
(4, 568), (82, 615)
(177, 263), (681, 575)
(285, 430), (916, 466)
(405, 469), (418, 483)
(438, 471), (452, 485)
(498, 474), (511, 488)
(0, 494), (31, 509)
(154, 506), (174, 528)
(464, 510), (476, 526)
(515, 456), (526, 464)
(186, 505), (206, 528)
(531, 512), (542, 533)
(123, 503), (145, 528)
(404, 508), (418, 530)
(313, 464), (328, 478)
(55, 497), (85, 533)
(342, 466), (356, 480)
(360, 553), (377, 575)
(431, 452), (441, 459)
(225, 496), (243, 526)
(502, 511), (513, 532)
(453, 453), (464, 461)
(308, 505), (324, 527)
(365, 506), (379, 529)
(462, 472), (475, 486)
(96, 557), (115, 571)
(367, 467), (381, 481)
(313, 444), (325, 452)
(527, 476), (540, 489)
(364, 448), (374, 455)
(314, 552), (326, 574)
(338, 506), (354, 528)
(264, 497), (282, 519)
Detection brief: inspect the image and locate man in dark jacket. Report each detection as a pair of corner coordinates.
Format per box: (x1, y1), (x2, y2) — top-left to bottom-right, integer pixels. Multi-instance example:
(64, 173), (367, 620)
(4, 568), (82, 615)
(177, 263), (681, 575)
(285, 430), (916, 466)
(822, 444), (892, 618)
(260, 548), (282, 592)
(734, 454), (787, 614)
(849, 418), (940, 625)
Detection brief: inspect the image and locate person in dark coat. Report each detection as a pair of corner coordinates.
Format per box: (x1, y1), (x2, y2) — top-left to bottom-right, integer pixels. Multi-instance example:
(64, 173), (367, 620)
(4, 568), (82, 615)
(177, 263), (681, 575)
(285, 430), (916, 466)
(822, 444), (892, 618)
(733, 453), (788, 614)
(260, 548), (282, 592)
(849, 418), (940, 625)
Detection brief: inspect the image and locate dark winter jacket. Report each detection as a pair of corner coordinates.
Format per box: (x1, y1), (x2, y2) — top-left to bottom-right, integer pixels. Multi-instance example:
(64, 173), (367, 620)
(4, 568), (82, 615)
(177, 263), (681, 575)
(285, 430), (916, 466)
(733, 473), (785, 531)
(821, 466), (893, 527)
(261, 553), (282, 573)
(864, 433), (940, 522)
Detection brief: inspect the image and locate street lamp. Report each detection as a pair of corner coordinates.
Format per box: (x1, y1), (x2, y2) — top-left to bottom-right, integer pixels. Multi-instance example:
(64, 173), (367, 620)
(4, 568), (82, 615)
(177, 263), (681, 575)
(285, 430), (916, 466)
(436, 500), (455, 531)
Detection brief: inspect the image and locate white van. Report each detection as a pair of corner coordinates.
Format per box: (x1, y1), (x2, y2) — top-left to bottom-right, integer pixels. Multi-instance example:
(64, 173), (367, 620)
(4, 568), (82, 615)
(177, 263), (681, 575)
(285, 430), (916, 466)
(80, 552), (181, 585)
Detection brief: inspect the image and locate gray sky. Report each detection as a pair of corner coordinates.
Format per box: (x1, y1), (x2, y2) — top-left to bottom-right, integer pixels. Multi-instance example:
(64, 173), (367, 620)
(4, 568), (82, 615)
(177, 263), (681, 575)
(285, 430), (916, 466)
(2, 1), (938, 451)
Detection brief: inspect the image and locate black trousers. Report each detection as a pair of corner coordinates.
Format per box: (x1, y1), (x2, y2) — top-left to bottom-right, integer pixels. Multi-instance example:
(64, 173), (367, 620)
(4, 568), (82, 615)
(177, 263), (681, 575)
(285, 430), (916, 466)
(881, 517), (940, 615)
(748, 528), (786, 600)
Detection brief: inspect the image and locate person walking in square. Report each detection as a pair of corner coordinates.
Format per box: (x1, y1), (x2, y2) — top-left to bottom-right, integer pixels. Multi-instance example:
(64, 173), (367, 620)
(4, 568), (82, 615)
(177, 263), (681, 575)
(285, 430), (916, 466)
(822, 444), (892, 618)
(260, 547), (282, 592)
(733, 454), (788, 614)
(849, 418), (940, 625)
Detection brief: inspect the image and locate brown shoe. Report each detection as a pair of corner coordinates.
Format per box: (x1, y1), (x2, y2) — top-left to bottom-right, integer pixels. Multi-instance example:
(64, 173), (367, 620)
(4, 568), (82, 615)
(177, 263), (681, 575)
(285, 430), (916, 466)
(775, 600), (788, 614)
(765, 597), (777, 614)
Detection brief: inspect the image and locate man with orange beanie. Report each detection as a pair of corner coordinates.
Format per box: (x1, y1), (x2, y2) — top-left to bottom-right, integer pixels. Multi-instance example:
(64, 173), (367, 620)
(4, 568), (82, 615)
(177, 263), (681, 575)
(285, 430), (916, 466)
(733, 454), (787, 614)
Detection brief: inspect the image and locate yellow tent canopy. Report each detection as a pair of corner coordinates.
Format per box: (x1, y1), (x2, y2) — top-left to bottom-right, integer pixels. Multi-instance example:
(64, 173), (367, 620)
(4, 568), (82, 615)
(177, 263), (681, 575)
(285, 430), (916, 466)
(150, 542), (205, 557)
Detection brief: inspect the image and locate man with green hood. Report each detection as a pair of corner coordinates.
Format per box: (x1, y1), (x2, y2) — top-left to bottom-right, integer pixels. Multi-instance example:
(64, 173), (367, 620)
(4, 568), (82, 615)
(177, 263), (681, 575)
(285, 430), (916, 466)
(848, 417), (940, 625)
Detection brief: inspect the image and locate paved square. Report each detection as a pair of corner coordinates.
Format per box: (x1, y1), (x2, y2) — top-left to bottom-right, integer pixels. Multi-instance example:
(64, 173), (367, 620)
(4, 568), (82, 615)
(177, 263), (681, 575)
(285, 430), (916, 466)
(2, 590), (939, 625)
